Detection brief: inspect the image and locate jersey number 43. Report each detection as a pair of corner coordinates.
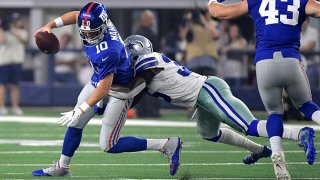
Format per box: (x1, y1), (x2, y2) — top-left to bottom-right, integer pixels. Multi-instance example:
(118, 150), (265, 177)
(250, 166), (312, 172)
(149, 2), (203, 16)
(259, 0), (300, 26)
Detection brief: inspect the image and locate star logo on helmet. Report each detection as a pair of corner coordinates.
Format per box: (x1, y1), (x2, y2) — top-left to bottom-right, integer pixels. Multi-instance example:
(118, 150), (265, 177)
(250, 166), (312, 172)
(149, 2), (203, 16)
(126, 42), (136, 53)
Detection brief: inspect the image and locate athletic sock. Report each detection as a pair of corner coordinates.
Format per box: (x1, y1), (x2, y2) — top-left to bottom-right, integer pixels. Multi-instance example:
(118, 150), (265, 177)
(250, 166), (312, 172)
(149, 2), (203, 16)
(147, 139), (168, 151)
(207, 128), (264, 153)
(270, 136), (283, 152)
(62, 127), (83, 157)
(59, 154), (71, 168)
(253, 121), (299, 141)
(312, 111), (320, 125)
(299, 101), (320, 124)
(107, 136), (147, 153)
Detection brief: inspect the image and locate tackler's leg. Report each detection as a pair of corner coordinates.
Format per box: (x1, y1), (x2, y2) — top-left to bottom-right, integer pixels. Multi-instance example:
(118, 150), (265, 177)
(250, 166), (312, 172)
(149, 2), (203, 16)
(196, 77), (271, 164)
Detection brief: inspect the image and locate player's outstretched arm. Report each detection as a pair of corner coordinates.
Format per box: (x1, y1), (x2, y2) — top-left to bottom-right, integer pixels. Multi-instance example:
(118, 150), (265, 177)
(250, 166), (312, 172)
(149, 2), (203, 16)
(34, 11), (79, 35)
(306, 0), (320, 17)
(86, 73), (114, 107)
(58, 73), (114, 127)
(208, 0), (248, 19)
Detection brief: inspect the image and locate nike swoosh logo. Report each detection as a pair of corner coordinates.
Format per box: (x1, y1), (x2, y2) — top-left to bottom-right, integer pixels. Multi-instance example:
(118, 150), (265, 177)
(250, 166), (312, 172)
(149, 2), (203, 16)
(102, 57), (109, 61)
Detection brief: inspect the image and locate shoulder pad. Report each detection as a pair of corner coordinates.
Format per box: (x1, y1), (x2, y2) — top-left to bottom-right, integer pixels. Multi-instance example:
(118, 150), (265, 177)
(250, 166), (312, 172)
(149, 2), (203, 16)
(135, 52), (160, 73)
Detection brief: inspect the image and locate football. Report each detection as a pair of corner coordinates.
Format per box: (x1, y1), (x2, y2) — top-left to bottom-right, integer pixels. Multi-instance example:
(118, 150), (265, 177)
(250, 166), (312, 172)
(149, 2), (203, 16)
(35, 31), (60, 54)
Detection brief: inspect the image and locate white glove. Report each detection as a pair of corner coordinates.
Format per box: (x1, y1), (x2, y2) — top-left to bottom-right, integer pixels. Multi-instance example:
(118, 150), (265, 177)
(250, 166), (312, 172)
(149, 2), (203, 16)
(58, 102), (90, 127)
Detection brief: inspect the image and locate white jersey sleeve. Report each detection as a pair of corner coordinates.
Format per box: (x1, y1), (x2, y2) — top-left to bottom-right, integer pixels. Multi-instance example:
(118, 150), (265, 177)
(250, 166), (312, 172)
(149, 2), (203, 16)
(135, 52), (207, 108)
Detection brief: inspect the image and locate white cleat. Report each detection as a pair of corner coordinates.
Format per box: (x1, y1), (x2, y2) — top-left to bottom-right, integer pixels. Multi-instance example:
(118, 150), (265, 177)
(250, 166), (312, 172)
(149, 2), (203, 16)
(271, 152), (291, 180)
(32, 161), (70, 176)
(159, 137), (183, 176)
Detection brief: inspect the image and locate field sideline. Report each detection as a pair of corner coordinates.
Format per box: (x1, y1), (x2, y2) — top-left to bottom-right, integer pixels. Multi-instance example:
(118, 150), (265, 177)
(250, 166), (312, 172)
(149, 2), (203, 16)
(0, 116), (319, 179)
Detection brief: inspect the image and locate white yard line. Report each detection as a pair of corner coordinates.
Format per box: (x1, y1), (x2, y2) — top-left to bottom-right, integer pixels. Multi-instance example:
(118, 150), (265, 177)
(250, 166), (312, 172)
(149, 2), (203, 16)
(0, 174), (318, 180)
(0, 150), (306, 154)
(0, 116), (319, 130)
(0, 162), (318, 166)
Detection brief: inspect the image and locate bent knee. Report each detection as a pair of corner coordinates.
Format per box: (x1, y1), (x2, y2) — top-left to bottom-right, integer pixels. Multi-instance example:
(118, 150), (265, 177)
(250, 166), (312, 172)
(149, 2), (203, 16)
(99, 138), (118, 152)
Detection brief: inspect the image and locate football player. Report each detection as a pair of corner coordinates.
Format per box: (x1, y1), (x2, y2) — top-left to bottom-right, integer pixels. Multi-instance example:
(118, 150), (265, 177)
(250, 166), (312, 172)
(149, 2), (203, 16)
(207, 0), (320, 179)
(121, 35), (315, 174)
(32, 2), (182, 177)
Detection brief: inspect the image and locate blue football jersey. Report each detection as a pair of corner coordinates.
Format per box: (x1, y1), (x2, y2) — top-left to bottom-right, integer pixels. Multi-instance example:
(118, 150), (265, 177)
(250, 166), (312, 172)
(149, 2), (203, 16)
(248, 0), (308, 63)
(83, 23), (133, 86)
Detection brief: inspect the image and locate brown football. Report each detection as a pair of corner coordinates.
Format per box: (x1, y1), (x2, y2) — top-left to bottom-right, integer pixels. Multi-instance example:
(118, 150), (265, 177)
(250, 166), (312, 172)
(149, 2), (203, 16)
(35, 31), (60, 54)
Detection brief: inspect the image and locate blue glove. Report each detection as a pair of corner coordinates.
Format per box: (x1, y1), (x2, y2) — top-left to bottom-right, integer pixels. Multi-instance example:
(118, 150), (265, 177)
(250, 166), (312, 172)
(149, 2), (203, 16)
(93, 103), (106, 115)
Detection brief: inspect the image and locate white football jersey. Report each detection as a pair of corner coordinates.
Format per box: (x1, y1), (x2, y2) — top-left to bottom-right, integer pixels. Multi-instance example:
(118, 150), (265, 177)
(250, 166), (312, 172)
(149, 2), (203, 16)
(135, 52), (207, 108)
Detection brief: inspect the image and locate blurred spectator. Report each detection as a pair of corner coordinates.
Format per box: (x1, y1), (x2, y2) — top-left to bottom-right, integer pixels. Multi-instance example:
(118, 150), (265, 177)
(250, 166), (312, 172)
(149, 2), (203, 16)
(0, 13), (28, 115)
(76, 53), (92, 86)
(185, 9), (219, 76)
(54, 33), (78, 84)
(136, 10), (160, 51)
(221, 24), (248, 88)
(135, 10), (161, 117)
(300, 18), (319, 89)
(161, 18), (188, 63)
(218, 20), (230, 50)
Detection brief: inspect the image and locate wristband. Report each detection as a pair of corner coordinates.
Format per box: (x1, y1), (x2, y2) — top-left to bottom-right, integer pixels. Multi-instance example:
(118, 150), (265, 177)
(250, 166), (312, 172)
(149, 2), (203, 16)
(208, 0), (217, 5)
(79, 102), (91, 113)
(54, 17), (64, 28)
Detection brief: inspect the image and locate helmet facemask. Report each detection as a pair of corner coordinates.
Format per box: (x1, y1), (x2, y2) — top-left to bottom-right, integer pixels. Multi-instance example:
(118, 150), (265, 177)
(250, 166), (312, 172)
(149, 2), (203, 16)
(77, 21), (107, 45)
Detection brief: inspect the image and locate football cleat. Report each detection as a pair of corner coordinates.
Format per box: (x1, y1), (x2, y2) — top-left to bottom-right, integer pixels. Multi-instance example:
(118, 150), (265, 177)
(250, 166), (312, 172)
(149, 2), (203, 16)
(243, 145), (272, 165)
(32, 161), (70, 176)
(271, 152), (291, 180)
(298, 127), (316, 165)
(160, 137), (183, 176)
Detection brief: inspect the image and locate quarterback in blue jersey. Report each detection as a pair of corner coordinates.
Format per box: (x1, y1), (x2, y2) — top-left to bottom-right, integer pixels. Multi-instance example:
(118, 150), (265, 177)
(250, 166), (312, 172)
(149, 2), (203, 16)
(32, 2), (182, 177)
(208, 0), (320, 179)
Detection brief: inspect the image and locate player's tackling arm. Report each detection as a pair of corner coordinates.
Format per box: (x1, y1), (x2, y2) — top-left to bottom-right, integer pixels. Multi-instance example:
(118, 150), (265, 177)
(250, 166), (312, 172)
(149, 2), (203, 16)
(208, 0), (248, 19)
(34, 11), (79, 35)
(306, 0), (320, 18)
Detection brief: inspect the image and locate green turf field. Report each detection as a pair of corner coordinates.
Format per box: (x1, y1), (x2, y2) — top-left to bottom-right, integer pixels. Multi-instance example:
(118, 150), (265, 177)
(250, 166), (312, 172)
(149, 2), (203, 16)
(0, 120), (319, 180)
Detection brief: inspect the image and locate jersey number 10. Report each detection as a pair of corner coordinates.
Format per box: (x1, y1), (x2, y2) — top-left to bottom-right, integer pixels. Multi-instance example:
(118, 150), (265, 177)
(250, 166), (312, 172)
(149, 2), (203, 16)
(259, 0), (300, 26)
(96, 41), (108, 54)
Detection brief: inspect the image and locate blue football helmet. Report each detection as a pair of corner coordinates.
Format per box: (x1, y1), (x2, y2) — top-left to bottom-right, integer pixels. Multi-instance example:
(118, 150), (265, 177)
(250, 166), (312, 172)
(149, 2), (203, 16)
(77, 2), (109, 45)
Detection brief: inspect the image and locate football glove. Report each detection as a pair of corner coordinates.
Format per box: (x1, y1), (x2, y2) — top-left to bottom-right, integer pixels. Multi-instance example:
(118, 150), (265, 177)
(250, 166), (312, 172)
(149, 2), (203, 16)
(58, 102), (90, 127)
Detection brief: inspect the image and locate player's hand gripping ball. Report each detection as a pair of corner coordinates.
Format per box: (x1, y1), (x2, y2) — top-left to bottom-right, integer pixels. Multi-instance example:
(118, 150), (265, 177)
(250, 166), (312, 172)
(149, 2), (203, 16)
(35, 31), (60, 54)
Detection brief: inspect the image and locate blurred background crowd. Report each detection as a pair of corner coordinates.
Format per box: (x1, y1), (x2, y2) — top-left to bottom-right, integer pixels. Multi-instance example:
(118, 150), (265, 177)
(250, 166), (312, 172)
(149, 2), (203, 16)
(0, 0), (319, 119)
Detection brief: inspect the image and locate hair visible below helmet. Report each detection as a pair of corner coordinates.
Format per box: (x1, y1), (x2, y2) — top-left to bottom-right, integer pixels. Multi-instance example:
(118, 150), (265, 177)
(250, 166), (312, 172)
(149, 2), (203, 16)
(124, 35), (153, 59)
(77, 2), (109, 45)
